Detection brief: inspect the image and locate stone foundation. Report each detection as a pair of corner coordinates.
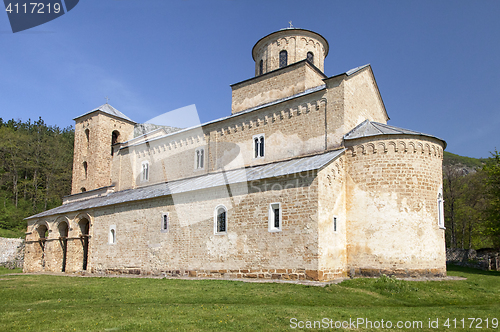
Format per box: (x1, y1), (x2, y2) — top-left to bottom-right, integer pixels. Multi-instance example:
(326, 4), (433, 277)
(90, 267), (348, 281)
(350, 267), (446, 278)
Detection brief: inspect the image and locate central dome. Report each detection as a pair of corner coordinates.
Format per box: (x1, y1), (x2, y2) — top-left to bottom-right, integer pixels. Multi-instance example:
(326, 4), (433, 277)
(252, 28), (329, 76)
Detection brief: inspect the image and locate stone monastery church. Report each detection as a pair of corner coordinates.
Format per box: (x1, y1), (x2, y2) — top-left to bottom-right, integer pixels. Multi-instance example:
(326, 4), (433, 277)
(24, 28), (447, 281)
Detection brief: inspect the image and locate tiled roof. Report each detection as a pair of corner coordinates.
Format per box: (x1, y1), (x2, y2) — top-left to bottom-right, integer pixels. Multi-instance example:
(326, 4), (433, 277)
(344, 120), (446, 147)
(74, 103), (136, 123)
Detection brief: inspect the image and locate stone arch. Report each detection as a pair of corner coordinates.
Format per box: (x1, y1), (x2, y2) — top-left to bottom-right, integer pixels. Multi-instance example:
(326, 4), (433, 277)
(431, 145), (437, 157)
(33, 221), (49, 270)
(408, 142), (416, 153)
(376, 141), (387, 153)
(399, 141), (407, 152)
(417, 142), (424, 154)
(55, 217), (70, 272)
(35, 221), (49, 240)
(74, 213), (91, 271)
(387, 141), (398, 153)
(355, 144), (365, 155)
(424, 143), (431, 155)
(366, 143), (376, 154)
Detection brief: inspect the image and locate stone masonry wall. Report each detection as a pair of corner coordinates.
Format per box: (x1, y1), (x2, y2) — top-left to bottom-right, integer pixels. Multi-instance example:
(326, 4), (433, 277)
(24, 213), (94, 273)
(317, 155), (347, 279)
(232, 61), (325, 114)
(72, 112), (135, 194)
(253, 30), (327, 75)
(343, 67), (388, 130)
(115, 89), (330, 191)
(345, 135), (446, 277)
(88, 172), (325, 280)
(0, 237), (24, 269)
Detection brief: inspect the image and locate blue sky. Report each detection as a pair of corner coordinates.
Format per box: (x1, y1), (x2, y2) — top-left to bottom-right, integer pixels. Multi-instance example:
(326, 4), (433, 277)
(0, 0), (498, 158)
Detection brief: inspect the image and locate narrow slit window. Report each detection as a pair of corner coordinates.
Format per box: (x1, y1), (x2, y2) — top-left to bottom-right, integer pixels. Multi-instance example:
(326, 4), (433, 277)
(259, 59), (263, 75)
(83, 161), (88, 179)
(269, 203), (282, 232)
(109, 225), (116, 244)
(333, 216), (338, 233)
(161, 213), (169, 232)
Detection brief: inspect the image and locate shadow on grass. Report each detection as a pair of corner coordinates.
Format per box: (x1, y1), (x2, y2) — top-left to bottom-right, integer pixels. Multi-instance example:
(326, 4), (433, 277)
(446, 263), (500, 276)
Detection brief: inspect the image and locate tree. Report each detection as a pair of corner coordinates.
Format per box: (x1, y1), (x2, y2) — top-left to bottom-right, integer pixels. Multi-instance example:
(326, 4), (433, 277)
(0, 118), (74, 235)
(483, 149), (500, 247)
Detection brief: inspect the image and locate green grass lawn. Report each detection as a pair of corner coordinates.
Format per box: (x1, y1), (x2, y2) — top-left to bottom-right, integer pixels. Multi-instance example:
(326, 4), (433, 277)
(0, 265), (499, 332)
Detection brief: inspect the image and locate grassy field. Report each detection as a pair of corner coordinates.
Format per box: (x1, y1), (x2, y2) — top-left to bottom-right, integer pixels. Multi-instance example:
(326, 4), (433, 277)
(0, 265), (499, 332)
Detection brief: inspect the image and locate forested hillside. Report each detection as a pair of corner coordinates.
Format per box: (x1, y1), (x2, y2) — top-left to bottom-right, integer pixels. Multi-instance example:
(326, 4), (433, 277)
(0, 118), (73, 238)
(443, 151), (500, 249)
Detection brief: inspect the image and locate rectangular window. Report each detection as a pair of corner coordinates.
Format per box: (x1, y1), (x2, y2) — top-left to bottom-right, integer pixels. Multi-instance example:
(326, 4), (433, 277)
(333, 216), (338, 233)
(269, 203), (281, 232)
(161, 213), (169, 232)
(253, 134), (265, 159)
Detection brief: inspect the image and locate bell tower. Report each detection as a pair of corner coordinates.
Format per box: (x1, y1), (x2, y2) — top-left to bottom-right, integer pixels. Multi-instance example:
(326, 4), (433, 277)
(71, 103), (136, 194)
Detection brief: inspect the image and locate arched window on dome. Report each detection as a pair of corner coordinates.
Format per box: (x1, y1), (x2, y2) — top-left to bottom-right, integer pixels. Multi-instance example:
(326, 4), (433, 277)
(279, 50), (287, 68)
(259, 59), (263, 76)
(307, 52), (314, 64)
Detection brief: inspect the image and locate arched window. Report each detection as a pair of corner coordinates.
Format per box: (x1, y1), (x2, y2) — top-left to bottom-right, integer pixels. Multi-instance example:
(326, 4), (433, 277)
(83, 161), (88, 179)
(259, 59), (263, 76)
(141, 161), (149, 182)
(195, 148), (205, 169)
(307, 52), (314, 64)
(253, 134), (265, 158)
(279, 50), (287, 68)
(214, 205), (227, 234)
(81, 187), (87, 193)
(85, 129), (90, 148)
(109, 225), (116, 244)
(111, 131), (120, 145)
(111, 130), (120, 156)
